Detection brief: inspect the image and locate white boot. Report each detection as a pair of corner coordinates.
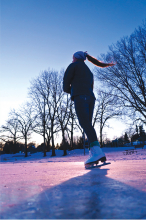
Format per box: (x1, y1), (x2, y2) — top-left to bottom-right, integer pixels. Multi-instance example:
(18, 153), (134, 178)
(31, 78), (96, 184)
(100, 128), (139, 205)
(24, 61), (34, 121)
(84, 141), (106, 165)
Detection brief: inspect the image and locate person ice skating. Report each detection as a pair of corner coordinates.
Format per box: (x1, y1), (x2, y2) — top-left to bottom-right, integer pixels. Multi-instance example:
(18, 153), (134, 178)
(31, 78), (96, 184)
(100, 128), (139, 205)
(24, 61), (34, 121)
(63, 51), (116, 167)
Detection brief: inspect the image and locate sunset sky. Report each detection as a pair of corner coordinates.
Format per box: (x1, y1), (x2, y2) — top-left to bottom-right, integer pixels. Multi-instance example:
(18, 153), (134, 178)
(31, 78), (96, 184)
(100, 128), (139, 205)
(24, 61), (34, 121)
(1, 0), (146, 144)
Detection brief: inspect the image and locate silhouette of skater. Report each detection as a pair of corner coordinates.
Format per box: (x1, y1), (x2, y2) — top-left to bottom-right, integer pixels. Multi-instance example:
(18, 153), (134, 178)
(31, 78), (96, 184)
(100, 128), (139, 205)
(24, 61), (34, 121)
(63, 51), (116, 166)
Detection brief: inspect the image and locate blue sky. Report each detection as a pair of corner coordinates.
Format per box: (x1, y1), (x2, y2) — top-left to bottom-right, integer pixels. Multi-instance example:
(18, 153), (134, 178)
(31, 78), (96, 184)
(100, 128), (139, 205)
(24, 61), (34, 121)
(1, 0), (146, 142)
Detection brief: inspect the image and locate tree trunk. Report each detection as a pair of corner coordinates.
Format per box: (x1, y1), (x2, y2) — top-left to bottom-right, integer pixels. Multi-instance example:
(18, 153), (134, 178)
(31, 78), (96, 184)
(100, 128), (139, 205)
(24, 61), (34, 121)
(100, 115), (103, 148)
(47, 138), (50, 152)
(62, 129), (67, 156)
(43, 142), (46, 157)
(43, 123), (46, 157)
(14, 136), (17, 153)
(70, 118), (74, 150)
(51, 122), (56, 156)
(51, 135), (56, 156)
(25, 134), (27, 157)
(43, 99), (46, 157)
(100, 126), (103, 148)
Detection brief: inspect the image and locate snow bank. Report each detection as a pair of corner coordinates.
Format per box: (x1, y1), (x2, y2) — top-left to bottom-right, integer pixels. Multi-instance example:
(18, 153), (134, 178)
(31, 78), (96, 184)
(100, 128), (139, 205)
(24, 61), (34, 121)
(0, 147), (146, 163)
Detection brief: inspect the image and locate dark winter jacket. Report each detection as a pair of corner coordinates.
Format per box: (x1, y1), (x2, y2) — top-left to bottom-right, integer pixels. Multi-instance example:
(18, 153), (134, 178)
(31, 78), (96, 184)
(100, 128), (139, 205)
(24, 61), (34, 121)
(63, 60), (95, 101)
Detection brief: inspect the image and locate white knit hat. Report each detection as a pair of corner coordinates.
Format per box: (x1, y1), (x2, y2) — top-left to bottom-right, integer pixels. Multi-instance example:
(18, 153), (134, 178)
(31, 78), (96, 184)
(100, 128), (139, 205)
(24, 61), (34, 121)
(73, 51), (87, 60)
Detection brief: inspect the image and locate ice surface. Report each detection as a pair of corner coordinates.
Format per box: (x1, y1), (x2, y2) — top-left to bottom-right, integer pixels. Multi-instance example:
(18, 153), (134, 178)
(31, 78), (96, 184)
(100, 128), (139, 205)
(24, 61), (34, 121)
(0, 147), (146, 219)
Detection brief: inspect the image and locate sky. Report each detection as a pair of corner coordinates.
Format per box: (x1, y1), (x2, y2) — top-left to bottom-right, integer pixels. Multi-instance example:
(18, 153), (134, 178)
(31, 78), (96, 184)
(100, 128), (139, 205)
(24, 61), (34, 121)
(0, 0), (146, 144)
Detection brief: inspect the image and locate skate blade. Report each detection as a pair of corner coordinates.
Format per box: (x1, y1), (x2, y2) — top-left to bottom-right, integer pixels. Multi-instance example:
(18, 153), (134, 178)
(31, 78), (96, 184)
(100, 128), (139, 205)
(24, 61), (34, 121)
(85, 162), (111, 169)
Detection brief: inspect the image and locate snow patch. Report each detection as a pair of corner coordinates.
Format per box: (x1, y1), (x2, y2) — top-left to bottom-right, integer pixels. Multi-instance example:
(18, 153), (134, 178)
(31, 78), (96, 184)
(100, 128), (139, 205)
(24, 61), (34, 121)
(0, 147), (146, 163)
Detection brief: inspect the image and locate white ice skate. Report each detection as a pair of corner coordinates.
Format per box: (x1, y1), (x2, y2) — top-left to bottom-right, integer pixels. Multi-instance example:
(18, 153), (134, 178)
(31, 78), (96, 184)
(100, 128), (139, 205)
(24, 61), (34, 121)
(84, 141), (108, 169)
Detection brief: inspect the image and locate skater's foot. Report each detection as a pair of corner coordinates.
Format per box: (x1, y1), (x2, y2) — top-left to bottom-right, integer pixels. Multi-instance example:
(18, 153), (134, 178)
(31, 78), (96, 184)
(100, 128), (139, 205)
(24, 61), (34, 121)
(84, 141), (106, 165)
(85, 160), (111, 169)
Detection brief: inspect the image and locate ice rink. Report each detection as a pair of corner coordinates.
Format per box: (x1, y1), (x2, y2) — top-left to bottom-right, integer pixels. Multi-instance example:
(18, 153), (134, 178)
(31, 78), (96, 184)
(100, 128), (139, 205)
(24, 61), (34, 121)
(0, 148), (146, 219)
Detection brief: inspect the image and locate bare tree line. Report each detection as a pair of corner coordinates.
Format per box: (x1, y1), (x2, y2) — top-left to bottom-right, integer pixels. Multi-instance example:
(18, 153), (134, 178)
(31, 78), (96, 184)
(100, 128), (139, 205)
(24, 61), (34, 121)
(1, 69), (119, 156)
(1, 21), (145, 156)
(95, 21), (146, 125)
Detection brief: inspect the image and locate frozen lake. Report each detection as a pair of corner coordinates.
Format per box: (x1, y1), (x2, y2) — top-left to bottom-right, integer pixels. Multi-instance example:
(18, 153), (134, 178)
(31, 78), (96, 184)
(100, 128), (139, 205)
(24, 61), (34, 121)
(0, 147), (146, 219)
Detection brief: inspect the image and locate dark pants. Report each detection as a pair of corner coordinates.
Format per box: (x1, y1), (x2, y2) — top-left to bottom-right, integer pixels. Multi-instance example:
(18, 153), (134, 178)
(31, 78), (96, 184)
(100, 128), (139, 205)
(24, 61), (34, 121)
(74, 95), (97, 143)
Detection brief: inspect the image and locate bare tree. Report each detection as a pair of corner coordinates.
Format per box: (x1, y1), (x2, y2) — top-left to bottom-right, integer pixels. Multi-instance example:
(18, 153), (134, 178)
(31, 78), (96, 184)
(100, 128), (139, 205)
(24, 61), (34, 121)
(29, 70), (63, 156)
(0, 115), (23, 154)
(66, 102), (78, 150)
(48, 71), (64, 156)
(93, 90), (122, 147)
(0, 116), (22, 144)
(32, 98), (50, 156)
(95, 21), (146, 124)
(56, 94), (71, 155)
(12, 103), (37, 157)
(29, 71), (51, 156)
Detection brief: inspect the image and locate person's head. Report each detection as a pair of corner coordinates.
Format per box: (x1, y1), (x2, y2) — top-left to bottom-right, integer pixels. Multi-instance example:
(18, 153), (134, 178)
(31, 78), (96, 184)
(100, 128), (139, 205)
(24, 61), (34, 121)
(72, 51), (116, 67)
(72, 55), (78, 63)
(72, 51), (87, 63)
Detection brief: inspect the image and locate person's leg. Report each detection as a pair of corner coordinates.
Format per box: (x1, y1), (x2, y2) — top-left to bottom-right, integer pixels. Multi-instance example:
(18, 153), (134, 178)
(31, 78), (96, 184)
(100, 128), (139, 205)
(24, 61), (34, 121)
(88, 96), (101, 147)
(88, 96), (95, 124)
(88, 96), (96, 146)
(74, 95), (97, 143)
(74, 95), (106, 165)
